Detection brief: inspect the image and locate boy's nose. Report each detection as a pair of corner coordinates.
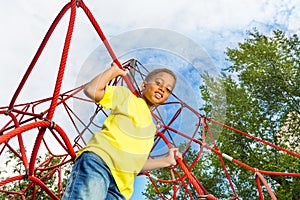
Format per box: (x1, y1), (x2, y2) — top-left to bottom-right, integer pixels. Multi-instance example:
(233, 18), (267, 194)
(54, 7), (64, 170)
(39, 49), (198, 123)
(158, 86), (165, 93)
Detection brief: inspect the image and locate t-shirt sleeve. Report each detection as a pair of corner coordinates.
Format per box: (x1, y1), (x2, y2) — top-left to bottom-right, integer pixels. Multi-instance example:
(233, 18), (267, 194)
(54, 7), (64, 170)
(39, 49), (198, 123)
(99, 86), (131, 110)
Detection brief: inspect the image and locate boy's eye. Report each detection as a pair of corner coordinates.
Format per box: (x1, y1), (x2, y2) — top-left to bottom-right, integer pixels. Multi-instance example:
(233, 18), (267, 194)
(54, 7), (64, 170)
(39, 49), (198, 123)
(153, 79), (172, 93)
(155, 80), (162, 85)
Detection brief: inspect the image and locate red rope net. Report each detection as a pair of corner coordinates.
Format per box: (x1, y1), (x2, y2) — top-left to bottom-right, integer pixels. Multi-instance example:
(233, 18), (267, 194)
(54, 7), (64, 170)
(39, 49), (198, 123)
(1, 1), (299, 199)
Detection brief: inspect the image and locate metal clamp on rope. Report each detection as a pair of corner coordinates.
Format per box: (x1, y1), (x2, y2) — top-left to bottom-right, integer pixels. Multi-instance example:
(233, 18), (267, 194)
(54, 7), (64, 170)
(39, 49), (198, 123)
(4, 109), (13, 115)
(24, 168), (29, 180)
(43, 118), (56, 129)
(38, 112), (44, 120)
(198, 195), (208, 200)
(156, 123), (162, 130)
(76, 0), (81, 7)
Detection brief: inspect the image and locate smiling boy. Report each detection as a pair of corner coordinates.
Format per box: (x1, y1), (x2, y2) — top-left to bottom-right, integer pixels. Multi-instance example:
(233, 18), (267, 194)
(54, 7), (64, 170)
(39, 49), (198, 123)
(63, 62), (181, 200)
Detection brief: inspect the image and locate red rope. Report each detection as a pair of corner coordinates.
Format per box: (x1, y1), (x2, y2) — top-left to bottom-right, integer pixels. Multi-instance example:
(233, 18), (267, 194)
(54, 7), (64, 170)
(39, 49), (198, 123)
(1, 110), (29, 170)
(47, 0), (76, 120)
(255, 172), (277, 200)
(0, 121), (75, 157)
(0, 175), (24, 187)
(29, 0), (76, 176)
(29, 176), (59, 200)
(206, 116), (300, 159)
(255, 174), (264, 199)
(156, 132), (210, 198)
(204, 119), (239, 198)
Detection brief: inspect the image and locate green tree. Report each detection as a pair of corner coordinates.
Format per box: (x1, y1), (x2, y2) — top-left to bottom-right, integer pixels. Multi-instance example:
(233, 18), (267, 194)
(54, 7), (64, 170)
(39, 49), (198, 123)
(0, 149), (71, 199)
(200, 29), (300, 199)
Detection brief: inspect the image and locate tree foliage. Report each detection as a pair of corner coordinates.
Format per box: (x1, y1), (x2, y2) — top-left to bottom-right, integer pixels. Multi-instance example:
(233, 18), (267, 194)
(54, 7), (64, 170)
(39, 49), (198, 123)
(0, 149), (71, 199)
(200, 29), (300, 199)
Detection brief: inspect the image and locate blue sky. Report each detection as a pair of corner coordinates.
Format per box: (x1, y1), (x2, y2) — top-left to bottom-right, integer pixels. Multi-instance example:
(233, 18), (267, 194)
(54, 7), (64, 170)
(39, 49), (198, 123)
(1, 0), (300, 199)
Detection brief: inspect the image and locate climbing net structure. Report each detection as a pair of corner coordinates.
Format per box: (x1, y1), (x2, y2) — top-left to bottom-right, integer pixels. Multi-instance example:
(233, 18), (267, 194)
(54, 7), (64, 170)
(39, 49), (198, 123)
(1, 1), (300, 199)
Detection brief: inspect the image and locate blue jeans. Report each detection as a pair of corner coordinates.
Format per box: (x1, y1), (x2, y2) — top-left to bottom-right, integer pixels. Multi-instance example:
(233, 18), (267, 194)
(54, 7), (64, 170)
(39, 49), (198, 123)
(62, 152), (125, 200)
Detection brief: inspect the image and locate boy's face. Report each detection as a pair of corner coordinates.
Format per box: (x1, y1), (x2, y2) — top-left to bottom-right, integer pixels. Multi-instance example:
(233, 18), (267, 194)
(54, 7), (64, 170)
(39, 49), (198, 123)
(141, 72), (176, 107)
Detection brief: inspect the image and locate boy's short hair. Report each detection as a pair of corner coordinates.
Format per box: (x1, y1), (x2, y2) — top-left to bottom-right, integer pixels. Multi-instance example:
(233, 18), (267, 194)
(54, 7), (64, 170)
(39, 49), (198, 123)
(145, 68), (177, 84)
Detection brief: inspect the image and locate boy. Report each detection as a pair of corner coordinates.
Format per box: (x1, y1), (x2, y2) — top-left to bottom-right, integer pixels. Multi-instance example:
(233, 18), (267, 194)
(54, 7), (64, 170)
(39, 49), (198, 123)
(63, 62), (181, 200)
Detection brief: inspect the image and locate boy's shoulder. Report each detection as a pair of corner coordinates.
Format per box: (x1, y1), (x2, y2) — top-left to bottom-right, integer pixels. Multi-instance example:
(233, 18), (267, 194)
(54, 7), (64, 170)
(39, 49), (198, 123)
(106, 85), (134, 97)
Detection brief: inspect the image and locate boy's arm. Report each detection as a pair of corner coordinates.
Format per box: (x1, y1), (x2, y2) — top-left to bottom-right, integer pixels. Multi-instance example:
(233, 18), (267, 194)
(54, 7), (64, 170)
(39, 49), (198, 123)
(141, 148), (182, 172)
(84, 62), (128, 102)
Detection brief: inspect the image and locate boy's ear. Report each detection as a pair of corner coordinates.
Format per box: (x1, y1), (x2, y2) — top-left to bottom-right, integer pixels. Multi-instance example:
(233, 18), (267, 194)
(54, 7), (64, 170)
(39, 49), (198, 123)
(141, 81), (147, 89)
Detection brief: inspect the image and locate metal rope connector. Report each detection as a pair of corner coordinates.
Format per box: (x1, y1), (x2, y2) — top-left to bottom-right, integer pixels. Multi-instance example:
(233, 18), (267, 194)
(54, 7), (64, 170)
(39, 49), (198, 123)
(76, 0), (81, 7)
(198, 194), (219, 200)
(24, 168), (29, 180)
(4, 109), (13, 115)
(43, 118), (56, 129)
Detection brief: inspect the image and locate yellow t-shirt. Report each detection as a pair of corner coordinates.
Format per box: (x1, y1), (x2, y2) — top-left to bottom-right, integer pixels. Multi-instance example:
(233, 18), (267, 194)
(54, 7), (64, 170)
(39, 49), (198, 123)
(77, 86), (156, 199)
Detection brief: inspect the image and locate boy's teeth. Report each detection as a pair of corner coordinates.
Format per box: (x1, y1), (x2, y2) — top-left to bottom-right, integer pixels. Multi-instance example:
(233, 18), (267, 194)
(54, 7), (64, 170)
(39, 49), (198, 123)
(155, 93), (162, 98)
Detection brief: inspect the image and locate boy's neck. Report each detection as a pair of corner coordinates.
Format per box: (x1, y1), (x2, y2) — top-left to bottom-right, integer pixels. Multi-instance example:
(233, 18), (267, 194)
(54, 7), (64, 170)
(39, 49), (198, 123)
(141, 95), (154, 109)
